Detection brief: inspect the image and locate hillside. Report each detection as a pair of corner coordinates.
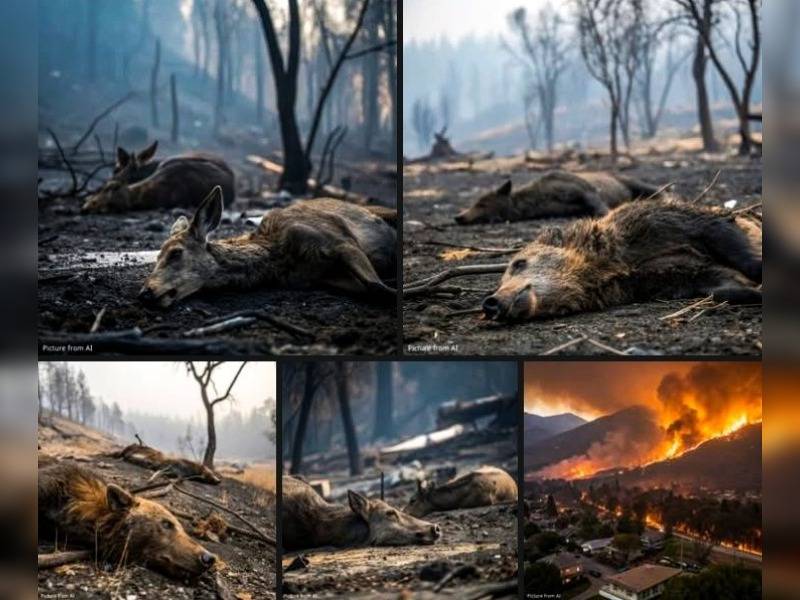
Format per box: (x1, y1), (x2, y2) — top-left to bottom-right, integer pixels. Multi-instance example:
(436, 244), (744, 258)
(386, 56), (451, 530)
(37, 415), (276, 599)
(524, 412), (586, 445)
(589, 422), (762, 492)
(524, 406), (661, 473)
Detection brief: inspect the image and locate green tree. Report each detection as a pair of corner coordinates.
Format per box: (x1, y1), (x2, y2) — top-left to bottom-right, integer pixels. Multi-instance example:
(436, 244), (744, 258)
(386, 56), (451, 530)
(613, 533), (641, 564)
(534, 531), (564, 555)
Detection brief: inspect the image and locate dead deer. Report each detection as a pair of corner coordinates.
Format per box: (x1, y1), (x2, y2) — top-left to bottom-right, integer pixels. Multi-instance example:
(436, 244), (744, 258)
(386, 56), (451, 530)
(282, 475), (441, 551)
(482, 199), (762, 321)
(113, 140), (160, 183)
(139, 186), (397, 308)
(404, 466), (518, 517)
(455, 170), (668, 224)
(112, 443), (221, 485)
(81, 154), (234, 214)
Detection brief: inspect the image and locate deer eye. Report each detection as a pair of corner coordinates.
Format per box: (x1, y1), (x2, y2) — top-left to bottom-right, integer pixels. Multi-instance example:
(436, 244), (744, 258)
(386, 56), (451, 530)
(161, 519), (175, 530)
(385, 511), (398, 520)
(511, 259), (527, 273)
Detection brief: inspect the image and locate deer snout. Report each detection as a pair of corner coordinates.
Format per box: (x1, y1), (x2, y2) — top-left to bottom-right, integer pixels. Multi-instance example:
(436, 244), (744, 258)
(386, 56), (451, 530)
(483, 285), (534, 321)
(200, 551), (216, 569)
(432, 524), (441, 539)
(482, 294), (504, 319)
(454, 211), (467, 224)
(138, 285), (157, 304)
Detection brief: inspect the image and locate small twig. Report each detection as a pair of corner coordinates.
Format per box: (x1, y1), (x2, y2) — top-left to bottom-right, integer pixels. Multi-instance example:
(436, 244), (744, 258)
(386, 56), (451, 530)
(644, 181), (675, 201)
(585, 337), (628, 355)
(173, 483), (275, 546)
(434, 564), (477, 592)
(72, 91), (136, 155)
(38, 550), (91, 569)
(659, 296), (714, 320)
(446, 307), (484, 317)
(541, 335), (588, 355)
(201, 309), (313, 338)
(89, 306), (106, 334)
(182, 316), (257, 338)
(423, 240), (523, 255)
(687, 300), (728, 322)
(691, 169), (722, 203)
(730, 201), (762, 215)
(47, 128), (78, 193)
(404, 263), (508, 297)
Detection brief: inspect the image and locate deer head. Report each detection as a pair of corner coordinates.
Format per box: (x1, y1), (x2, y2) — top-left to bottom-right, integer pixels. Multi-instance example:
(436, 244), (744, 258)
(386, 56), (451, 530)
(347, 490), (441, 546)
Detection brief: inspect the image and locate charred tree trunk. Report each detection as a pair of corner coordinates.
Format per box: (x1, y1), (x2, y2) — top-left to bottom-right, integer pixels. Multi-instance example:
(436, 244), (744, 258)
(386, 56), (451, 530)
(254, 23), (265, 124)
(609, 99), (619, 159)
(692, 14), (718, 151)
(290, 364), (316, 475)
(373, 362), (394, 440)
(385, 0), (398, 160)
(170, 74), (179, 143)
(252, 0), (310, 194)
(362, 3), (380, 151)
(203, 401), (216, 468)
(214, 0), (227, 134)
(336, 363), (362, 476)
(150, 38), (161, 128)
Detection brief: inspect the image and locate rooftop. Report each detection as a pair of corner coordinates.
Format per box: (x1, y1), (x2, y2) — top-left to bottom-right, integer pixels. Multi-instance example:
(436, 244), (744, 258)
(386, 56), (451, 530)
(606, 564), (682, 592)
(541, 552), (581, 570)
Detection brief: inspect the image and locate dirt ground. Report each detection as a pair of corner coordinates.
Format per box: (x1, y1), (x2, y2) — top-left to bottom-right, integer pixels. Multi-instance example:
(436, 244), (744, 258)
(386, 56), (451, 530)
(38, 417), (277, 599)
(282, 489), (518, 599)
(38, 159), (398, 357)
(402, 147), (762, 356)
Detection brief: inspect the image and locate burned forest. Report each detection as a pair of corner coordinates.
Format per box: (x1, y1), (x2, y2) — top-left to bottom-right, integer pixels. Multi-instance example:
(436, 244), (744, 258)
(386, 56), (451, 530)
(403, 0), (762, 356)
(280, 361), (520, 598)
(38, 0), (399, 356)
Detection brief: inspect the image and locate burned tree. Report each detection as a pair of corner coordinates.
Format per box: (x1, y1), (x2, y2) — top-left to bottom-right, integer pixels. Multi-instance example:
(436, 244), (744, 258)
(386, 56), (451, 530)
(674, 0), (761, 155)
(150, 38), (161, 128)
(335, 363), (362, 476)
(635, 13), (690, 139)
(373, 362), (394, 441)
(506, 4), (570, 153)
(411, 98), (436, 153)
(576, 0), (645, 157)
(289, 363), (318, 475)
(186, 362), (248, 468)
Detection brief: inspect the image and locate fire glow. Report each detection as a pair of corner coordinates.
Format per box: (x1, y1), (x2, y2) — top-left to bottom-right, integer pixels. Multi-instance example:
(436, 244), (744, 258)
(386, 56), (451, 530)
(535, 364), (762, 481)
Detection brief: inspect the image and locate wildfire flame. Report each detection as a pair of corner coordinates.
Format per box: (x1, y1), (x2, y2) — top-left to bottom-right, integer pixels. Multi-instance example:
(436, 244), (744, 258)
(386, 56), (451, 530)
(534, 364), (761, 481)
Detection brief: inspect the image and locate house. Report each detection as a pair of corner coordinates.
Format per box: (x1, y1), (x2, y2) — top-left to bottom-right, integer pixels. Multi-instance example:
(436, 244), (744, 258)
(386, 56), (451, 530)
(581, 537), (613, 555)
(540, 552), (583, 584)
(640, 530), (666, 551)
(599, 564), (682, 600)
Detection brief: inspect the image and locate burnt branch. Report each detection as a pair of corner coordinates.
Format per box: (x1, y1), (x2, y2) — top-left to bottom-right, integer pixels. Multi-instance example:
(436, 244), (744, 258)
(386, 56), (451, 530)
(71, 91), (136, 155)
(403, 263), (508, 297)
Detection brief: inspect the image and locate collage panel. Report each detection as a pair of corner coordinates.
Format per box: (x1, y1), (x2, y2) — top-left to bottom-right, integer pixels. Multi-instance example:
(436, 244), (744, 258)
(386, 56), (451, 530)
(523, 361), (762, 600)
(402, 0), (761, 356)
(280, 360), (520, 598)
(37, 361), (277, 599)
(38, 0), (399, 357)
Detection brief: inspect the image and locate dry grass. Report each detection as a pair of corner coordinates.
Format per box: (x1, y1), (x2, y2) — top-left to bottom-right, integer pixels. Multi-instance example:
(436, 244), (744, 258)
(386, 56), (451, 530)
(227, 464), (276, 493)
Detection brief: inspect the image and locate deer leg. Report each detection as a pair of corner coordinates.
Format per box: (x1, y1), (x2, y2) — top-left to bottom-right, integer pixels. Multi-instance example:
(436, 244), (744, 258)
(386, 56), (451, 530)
(700, 217), (762, 283)
(327, 244), (396, 300)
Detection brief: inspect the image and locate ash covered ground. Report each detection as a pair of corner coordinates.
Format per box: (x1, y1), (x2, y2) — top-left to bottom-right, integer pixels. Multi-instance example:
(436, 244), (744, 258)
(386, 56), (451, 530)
(402, 143), (762, 356)
(37, 417), (277, 599)
(283, 433), (519, 599)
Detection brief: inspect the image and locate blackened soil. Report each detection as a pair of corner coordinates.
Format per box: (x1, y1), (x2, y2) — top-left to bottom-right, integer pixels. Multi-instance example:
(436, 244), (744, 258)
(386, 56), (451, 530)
(38, 199), (397, 356)
(402, 151), (762, 356)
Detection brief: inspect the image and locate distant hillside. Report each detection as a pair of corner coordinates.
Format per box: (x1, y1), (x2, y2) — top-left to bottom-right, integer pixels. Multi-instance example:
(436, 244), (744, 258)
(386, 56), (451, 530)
(524, 405), (660, 473)
(589, 422), (762, 492)
(524, 412), (586, 445)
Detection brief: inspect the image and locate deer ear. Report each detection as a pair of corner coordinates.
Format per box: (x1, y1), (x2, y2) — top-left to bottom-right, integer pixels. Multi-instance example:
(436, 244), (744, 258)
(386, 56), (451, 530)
(107, 484), (134, 512)
(170, 215), (190, 236)
(497, 180), (512, 196)
(137, 140), (158, 162)
(348, 490), (370, 520)
(190, 186), (224, 241)
(116, 147), (130, 167)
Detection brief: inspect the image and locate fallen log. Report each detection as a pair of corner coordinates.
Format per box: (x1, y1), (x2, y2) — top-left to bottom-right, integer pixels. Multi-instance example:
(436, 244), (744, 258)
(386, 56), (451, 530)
(38, 550), (91, 570)
(437, 394), (517, 429)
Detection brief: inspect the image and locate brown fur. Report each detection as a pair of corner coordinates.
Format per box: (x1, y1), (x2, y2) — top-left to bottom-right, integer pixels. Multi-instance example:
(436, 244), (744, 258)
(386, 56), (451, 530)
(112, 444), (221, 485)
(139, 186), (397, 307)
(455, 170), (666, 224)
(483, 199), (762, 321)
(404, 466), (518, 517)
(82, 153), (234, 214)
(282, 475), (441, 551)
(38, 463), (216, 579)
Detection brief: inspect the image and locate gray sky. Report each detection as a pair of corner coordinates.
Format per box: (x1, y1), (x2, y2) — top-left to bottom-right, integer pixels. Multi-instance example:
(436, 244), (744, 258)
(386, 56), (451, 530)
(404, 0), (555, 44)
(67, 361), (275, 420)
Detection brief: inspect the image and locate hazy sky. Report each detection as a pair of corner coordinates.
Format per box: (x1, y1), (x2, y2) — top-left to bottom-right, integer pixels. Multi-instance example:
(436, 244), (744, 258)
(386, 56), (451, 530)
(403, 0), (557, 44)
(67, 362), (275, 420)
